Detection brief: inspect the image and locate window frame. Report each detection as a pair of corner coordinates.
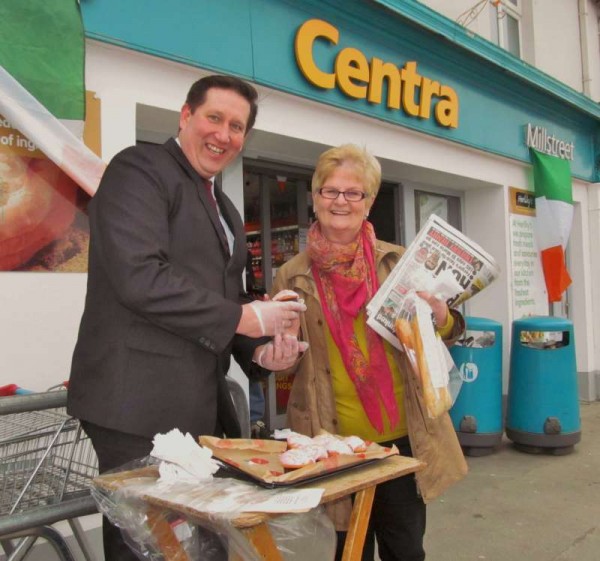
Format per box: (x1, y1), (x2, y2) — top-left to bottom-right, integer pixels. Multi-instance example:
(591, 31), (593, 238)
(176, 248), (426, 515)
(490, 0), (522, 58)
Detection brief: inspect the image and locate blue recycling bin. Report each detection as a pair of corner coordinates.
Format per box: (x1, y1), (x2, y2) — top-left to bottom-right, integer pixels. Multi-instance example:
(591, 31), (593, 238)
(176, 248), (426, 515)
(506, 316), (581, 455)
(449, 317), (503, 456)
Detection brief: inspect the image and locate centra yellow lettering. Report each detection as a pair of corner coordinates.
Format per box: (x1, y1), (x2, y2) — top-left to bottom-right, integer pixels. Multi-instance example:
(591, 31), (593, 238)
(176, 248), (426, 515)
(336, 47), (369, 99)
(295, 19), (338, 89)
(294, 18), (459, 128)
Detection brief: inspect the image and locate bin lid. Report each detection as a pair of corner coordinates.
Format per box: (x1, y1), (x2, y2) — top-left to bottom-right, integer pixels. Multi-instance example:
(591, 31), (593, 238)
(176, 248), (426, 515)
(512, 315), (573, 331)
(465, 316), (502, 331)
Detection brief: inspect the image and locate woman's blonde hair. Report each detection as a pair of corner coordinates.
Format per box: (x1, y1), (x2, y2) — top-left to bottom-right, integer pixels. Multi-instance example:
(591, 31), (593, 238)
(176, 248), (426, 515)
(311, 144), (382, 199)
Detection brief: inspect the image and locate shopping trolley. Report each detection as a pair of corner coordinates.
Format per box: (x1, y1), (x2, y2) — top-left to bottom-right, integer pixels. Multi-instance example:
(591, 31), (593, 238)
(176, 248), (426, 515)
(0, 385), (99, 561)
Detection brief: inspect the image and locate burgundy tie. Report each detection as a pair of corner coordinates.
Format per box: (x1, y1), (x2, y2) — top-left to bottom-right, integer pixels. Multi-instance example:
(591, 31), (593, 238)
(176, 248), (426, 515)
(202, 178), (230, 254)
(202, 178), (217, 209)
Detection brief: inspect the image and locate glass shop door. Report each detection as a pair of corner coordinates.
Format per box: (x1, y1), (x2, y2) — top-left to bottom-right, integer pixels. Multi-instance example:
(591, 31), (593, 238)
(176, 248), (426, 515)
(243, 166), (311, 293)
(243, 163), (312, 430)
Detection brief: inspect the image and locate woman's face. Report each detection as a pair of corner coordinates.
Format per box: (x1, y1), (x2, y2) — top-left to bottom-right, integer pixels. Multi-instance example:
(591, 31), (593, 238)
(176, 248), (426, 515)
(313, 162), (371, 245)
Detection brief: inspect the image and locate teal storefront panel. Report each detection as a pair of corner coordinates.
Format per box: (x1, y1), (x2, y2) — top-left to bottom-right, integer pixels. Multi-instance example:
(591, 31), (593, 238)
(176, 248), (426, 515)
(80, 0), (599, 181)
(248, 0), (596, 179)
(81, 0), (254, 77)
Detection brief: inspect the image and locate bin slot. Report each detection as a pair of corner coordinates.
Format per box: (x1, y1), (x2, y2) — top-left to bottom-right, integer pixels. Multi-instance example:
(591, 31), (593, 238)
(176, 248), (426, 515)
(519, 330), (569, 349)
(456, 330), (496, 348)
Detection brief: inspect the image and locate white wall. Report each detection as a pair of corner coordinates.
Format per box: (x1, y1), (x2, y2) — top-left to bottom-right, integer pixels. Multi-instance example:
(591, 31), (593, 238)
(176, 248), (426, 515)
(422, 0), (600, 99)
(464, 184), (512, 390)
(420, 0), (494, 37)
(581, 0), (600, 101)
(569, 183), (594, 375)
(0, 273), (87, 390)
(530, 0), (583, 91)
(589, 183), (600, 397)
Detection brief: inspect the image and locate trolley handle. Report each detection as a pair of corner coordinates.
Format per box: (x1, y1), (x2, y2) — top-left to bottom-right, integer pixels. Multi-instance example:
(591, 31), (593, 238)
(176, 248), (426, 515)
(0, 389), (67, 415)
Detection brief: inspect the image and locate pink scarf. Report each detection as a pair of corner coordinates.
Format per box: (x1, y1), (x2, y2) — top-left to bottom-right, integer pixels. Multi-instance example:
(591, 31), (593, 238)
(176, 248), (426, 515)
(308, 221), (400, 433)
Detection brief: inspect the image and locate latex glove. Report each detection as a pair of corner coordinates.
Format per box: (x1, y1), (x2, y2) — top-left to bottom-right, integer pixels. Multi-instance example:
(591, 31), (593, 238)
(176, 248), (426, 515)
(253, 334), (309, 371)
(271, 290), (303, 337)
(243, 298), (306, 337)
(416, 290), (449, 328)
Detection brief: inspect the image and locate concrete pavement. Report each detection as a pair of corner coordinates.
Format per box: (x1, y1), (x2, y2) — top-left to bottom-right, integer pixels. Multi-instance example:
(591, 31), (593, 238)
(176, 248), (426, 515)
(424, 401), (600, 561)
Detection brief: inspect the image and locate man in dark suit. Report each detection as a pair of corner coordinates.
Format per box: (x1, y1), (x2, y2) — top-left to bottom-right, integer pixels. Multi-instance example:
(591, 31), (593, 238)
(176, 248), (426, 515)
(68, 75), (306, 560)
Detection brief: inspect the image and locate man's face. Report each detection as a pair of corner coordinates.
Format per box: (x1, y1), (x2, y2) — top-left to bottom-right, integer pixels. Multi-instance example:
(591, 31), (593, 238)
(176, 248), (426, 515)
(178, 87), (251, 178)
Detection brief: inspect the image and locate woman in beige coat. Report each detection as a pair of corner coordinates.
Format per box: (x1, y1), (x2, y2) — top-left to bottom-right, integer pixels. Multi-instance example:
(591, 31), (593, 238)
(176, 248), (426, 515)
(272, 144), (467, 561)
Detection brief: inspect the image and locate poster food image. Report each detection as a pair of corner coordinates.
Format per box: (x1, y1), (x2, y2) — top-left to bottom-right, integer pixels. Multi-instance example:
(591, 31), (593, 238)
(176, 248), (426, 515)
(0, 116), (90, 272)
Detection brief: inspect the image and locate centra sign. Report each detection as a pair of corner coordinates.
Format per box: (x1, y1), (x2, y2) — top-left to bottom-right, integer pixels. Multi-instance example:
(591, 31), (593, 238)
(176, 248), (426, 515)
(294, 19), (459, 128)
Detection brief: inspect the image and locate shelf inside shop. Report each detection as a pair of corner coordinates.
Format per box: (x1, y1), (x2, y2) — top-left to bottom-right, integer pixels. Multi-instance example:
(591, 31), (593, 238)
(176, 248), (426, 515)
(273, 225), (298, 233)
(246, 225), (299, 236)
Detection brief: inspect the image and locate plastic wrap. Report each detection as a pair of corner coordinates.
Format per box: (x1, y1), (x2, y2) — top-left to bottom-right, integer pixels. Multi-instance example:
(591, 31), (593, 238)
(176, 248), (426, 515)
(267, 509), (336, 560)
(394, 291), (461, 418)
(91, 456), (336, 560)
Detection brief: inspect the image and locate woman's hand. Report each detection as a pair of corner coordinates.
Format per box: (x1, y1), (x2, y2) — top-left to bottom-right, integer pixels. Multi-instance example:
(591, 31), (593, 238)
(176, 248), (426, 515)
(253, 334), (309, 371)
(416, 291), (449, 328)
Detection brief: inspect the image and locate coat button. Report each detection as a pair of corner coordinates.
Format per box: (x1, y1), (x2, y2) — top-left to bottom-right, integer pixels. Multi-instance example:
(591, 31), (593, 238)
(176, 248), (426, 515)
(317, 319), (323, 326)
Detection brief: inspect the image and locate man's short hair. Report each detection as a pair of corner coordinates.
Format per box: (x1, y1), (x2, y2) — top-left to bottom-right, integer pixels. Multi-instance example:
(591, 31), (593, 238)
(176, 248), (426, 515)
(185, 74), (259, 133)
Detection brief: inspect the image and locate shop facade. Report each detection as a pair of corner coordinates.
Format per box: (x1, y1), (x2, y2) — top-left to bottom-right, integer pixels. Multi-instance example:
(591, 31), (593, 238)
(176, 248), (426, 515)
(7, 0), (597, 407)
(81, 0), (600, 405)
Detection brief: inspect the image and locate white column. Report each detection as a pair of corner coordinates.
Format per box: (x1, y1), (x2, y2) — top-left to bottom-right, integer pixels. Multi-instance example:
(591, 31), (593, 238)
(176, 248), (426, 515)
(98, 91), (137, 162)
(587, 182), (600, 399)
(221, 155), (245, 218)
(220, 156), (250, 399)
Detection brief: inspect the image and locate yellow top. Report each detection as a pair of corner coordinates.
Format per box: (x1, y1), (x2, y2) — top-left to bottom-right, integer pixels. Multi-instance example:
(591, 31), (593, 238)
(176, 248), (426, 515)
(326, 312), (407, 443)
(327, 310), (454, 443)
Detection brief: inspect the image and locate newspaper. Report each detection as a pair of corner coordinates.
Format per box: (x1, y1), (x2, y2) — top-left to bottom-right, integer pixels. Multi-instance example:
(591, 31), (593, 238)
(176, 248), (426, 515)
(367, 214), (500, 349)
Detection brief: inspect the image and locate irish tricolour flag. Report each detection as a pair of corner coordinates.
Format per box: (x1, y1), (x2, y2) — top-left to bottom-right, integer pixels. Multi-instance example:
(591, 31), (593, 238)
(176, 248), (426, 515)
(0, 0), (104, 196)
(530, 148), (573, 302)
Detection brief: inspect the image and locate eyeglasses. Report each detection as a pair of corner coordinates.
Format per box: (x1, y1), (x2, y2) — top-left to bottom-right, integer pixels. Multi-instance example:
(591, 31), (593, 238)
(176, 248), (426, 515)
(318, 187), (368, 202)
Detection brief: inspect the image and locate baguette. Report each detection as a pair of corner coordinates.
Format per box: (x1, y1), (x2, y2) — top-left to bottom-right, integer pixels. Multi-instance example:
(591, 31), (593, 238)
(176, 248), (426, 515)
(395, 317), (416, 351)
(396, 316), (448, 418)
(411, 315), (446, 418)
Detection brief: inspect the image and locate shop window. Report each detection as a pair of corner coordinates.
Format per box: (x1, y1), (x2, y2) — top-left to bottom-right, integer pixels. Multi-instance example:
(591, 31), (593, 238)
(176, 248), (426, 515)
(489, 0), (522, 57)
(369, 183), (403, 245)
(414, 190), (461, 232)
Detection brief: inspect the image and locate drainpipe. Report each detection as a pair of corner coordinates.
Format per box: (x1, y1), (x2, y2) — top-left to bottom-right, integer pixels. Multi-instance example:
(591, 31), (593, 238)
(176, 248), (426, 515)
(578, 0), (591, 97)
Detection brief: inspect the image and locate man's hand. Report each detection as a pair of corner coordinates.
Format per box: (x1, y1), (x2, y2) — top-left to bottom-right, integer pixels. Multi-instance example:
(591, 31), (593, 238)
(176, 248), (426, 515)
(238, 298), (306, 338)
(253, 334), (309, 371)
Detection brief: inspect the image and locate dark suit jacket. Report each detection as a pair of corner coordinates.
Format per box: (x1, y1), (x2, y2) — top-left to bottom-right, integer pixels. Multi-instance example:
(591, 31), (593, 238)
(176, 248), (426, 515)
(68, 138), (259, 439)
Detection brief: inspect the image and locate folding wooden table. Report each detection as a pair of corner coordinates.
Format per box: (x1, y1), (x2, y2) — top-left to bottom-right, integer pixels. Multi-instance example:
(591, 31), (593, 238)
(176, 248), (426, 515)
(94, 455), (424, 561)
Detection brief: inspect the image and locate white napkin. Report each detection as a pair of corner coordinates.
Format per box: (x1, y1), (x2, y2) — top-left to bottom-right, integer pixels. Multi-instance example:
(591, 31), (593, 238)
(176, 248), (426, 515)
(151, 428), (219, 483)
